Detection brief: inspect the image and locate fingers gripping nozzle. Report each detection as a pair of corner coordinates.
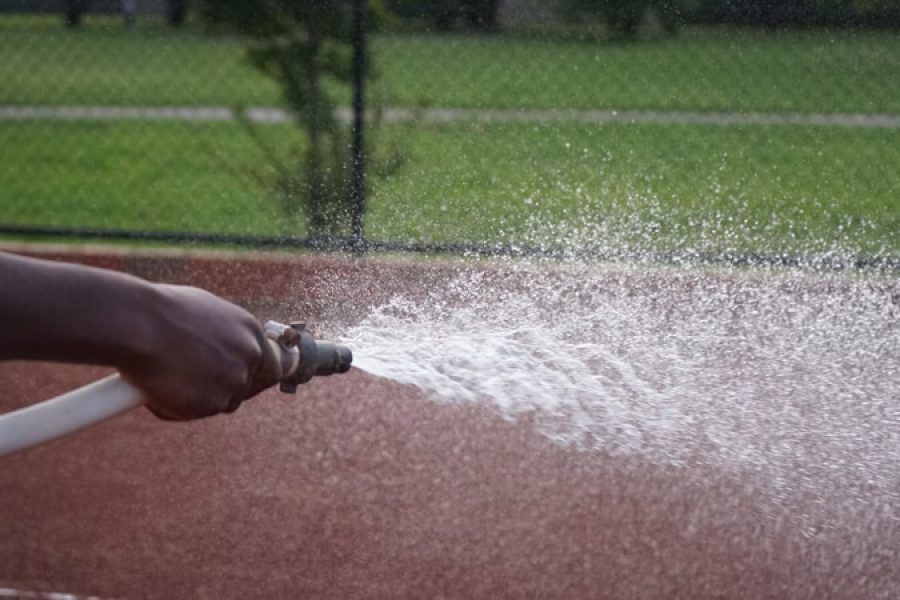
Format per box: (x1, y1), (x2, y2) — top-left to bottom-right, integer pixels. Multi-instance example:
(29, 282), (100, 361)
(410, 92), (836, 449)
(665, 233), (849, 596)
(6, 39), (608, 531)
(264, 321), (353, 393)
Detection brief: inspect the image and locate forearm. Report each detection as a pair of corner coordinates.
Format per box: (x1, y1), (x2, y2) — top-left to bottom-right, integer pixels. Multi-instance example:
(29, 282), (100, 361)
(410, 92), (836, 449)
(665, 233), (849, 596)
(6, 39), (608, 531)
(1, 251), (284, 420)
(0, 251), (158, 370)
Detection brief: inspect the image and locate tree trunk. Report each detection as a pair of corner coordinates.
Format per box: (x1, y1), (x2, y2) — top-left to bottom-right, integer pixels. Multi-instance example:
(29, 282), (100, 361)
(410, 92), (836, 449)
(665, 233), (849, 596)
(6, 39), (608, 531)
(167, 0), (188, 26)
(64, 0), (89, 28)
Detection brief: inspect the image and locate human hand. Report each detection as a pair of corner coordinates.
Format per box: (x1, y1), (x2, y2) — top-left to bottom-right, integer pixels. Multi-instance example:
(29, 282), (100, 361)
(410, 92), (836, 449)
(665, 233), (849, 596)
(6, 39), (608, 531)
(120, 284), (284, 420)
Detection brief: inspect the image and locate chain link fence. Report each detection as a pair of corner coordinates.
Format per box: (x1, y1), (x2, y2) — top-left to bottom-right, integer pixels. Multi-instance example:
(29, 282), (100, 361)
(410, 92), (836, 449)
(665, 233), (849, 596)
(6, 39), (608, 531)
(1, 1), (898, 267)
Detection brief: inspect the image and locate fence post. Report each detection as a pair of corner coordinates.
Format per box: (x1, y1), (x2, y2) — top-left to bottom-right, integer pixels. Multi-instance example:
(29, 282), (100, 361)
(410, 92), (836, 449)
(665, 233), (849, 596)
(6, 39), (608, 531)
(350, 0), (367, 253)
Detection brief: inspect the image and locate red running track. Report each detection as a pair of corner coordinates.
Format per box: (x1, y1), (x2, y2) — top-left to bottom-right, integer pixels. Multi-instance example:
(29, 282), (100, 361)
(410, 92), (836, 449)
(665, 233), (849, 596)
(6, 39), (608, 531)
(0, 247), (896, 599)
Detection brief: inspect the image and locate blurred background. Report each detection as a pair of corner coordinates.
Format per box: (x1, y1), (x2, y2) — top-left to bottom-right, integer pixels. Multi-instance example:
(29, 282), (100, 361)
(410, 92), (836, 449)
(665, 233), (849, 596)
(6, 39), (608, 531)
(1, 0), (898, 265)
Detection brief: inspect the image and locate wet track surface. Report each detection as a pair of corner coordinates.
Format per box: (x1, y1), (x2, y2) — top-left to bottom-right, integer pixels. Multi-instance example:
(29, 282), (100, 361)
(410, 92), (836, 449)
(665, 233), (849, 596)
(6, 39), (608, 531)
(1, 249), (898, 599)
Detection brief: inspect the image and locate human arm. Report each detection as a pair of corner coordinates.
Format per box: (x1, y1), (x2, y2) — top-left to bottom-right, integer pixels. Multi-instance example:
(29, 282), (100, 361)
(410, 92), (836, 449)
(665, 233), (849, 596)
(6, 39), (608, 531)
(0, 251), (282, 419)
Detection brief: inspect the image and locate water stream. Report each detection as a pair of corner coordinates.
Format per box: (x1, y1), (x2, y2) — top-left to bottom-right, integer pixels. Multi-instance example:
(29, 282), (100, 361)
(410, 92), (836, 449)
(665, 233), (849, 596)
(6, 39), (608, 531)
(340, 263), (900, 533)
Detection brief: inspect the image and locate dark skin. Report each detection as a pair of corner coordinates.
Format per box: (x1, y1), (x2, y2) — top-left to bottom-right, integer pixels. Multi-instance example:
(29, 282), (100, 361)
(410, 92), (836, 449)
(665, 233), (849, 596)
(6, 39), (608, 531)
(0, 252), (283, 420)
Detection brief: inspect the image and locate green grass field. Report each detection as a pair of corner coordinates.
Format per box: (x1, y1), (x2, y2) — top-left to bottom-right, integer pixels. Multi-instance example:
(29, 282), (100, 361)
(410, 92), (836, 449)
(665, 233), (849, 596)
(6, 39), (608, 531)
(374, 30), (900, 114)
(0, 120), (293, 235)
(3, 120), (897, 256)
(1, 15), (898, 260)
(2, 16), (900, 114)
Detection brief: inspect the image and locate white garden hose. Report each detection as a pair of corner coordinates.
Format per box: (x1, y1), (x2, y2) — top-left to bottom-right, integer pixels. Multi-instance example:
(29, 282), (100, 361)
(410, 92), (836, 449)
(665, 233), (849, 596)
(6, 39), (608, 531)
(0, 321), (352, 458)
(0, 374), (144, 457)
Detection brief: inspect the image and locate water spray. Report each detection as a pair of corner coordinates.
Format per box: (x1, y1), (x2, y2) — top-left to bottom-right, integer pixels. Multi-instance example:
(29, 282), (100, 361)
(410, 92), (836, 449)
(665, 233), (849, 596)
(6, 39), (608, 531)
(0, 321), (352, 457)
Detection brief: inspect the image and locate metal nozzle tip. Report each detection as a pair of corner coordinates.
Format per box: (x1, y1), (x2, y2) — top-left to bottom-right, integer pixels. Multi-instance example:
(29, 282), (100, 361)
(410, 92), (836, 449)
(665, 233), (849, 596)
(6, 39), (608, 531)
(314, 342), (353, 377)
(335, 346), (352, 373)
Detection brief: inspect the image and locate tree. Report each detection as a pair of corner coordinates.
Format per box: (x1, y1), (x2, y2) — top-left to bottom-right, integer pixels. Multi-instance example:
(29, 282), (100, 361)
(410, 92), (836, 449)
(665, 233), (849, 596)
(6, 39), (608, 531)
(388, 0), (503, 31)
(200, 1), (372, 240)
(460, 0), (504, 30)
(167, 0), (188, 26)
(561, 0), (687, 37)
(63, 0), (90, 28)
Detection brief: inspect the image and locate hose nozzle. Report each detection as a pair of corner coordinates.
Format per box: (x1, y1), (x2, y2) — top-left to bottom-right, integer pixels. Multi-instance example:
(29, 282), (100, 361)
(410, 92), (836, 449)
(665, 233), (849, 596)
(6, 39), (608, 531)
(264, 321), (353, 393)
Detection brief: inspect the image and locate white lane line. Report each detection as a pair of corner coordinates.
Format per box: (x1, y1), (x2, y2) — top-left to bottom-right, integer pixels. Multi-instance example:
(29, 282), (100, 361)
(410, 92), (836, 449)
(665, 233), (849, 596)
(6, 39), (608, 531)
(0, 588), (111, 599)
